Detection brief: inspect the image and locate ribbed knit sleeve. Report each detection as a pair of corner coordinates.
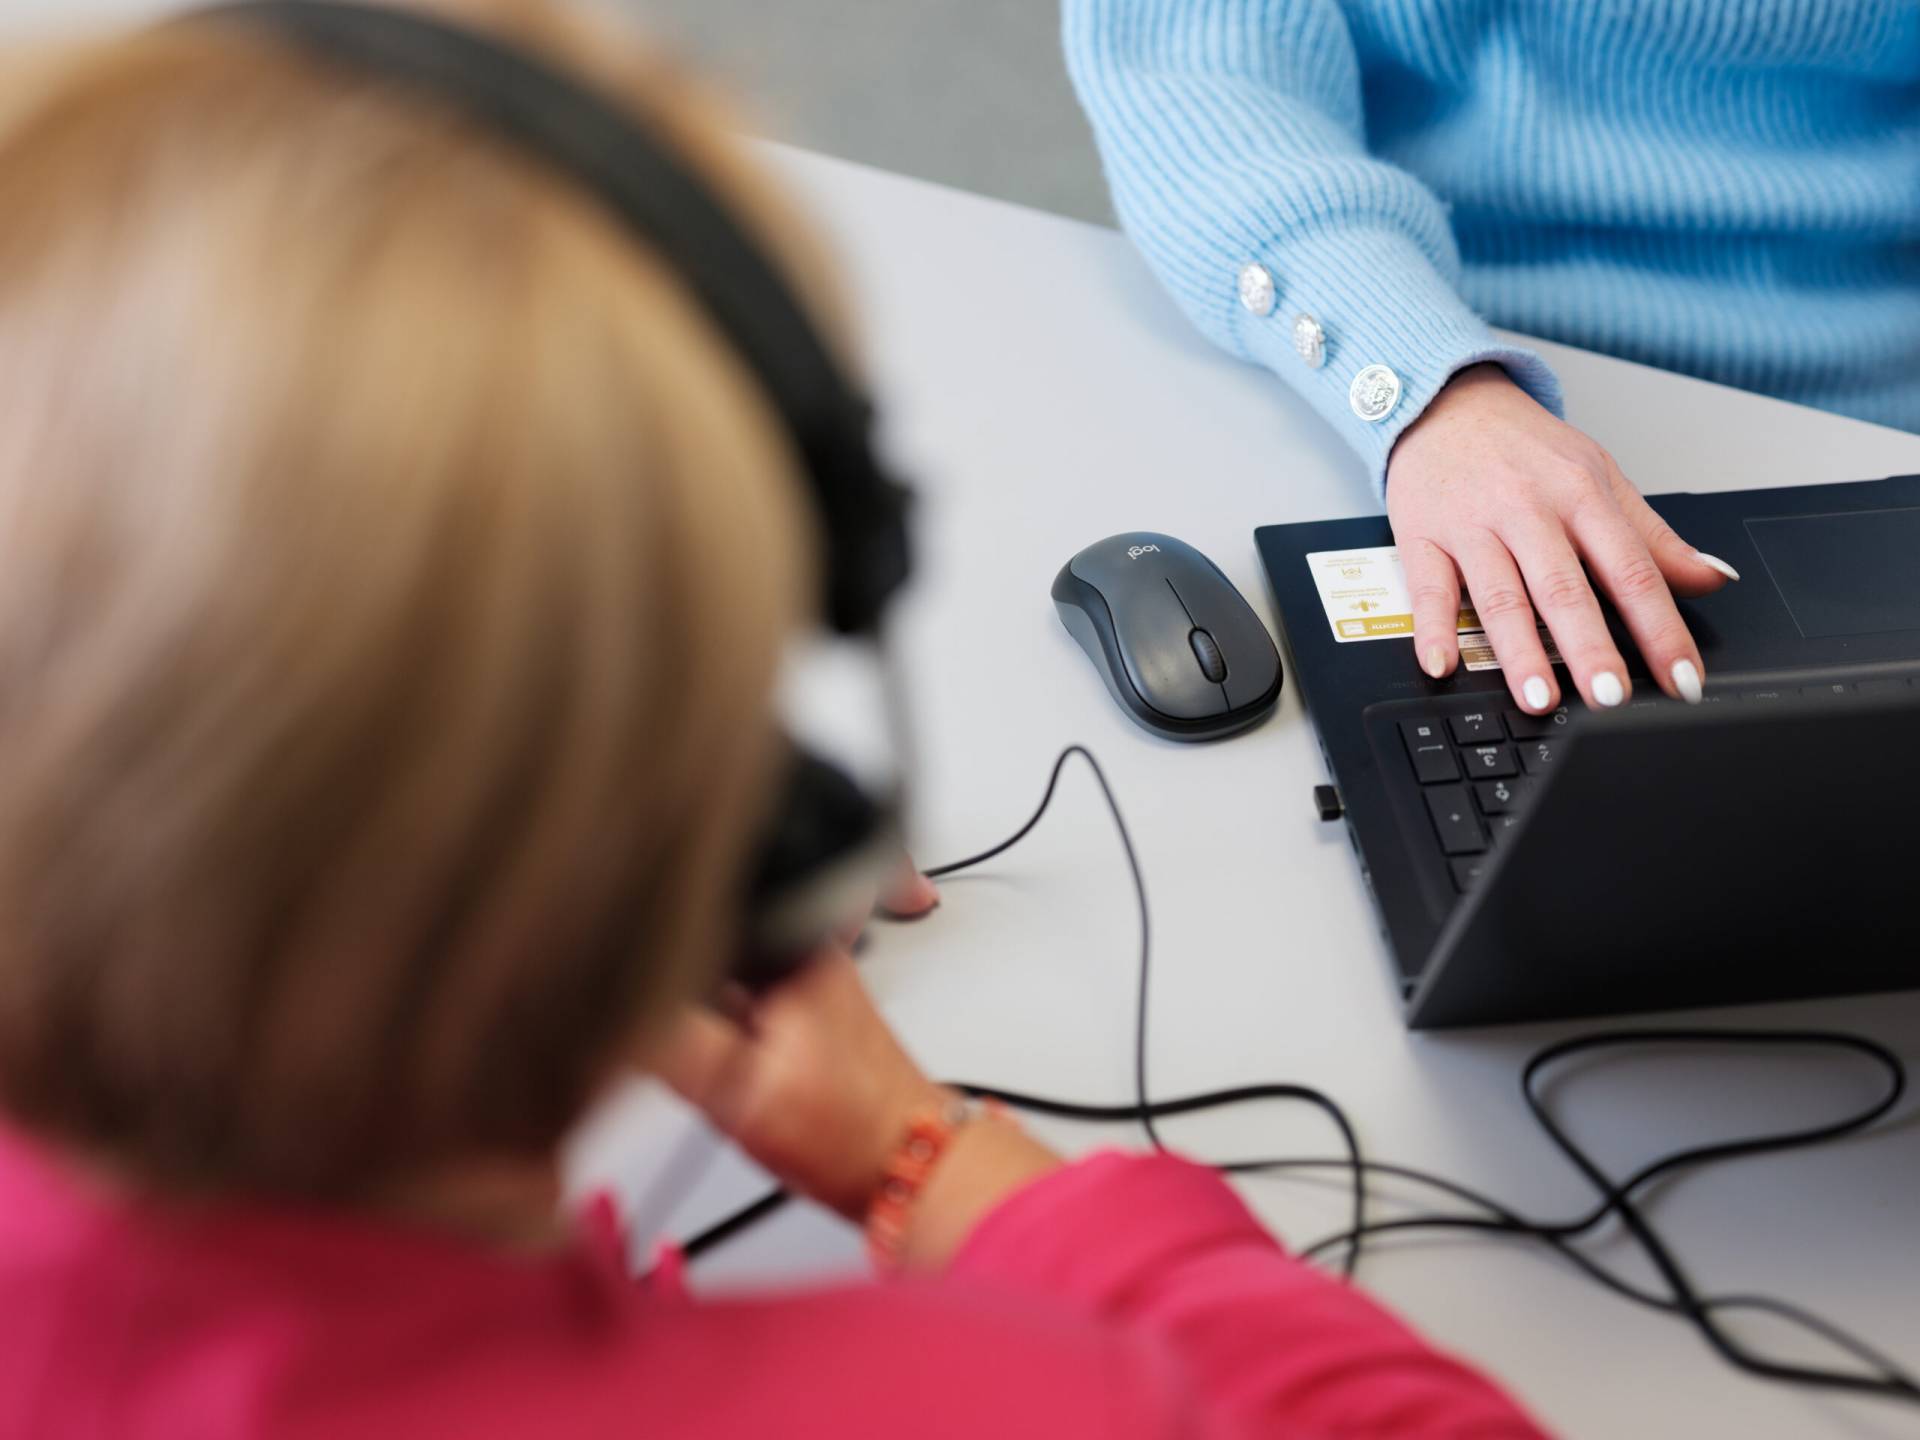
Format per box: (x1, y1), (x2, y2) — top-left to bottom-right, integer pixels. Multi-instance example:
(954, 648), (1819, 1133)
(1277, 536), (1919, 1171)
(1063, 0), (1563, 495)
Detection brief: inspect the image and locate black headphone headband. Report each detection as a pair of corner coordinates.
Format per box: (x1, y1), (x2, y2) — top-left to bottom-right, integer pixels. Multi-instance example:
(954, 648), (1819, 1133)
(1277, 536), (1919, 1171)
(195, 0), (911, 635)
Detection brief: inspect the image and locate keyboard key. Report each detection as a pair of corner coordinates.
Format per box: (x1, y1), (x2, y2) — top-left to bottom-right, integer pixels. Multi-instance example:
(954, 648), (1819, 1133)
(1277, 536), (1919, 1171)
(1858, 677), (1913, 695)
(1487, 812), (1525, 839)
(1799, 683), (1851, 699)
(1519, 738), (1559, 775)
(1739, 688), (1787, 702)
(1399, 718), (1460, 784)
(1461, 742), (1518, 778)
(1504, 706), (1570, 739)
(1424, 785), (1486, 855)
(1400, 717), (1445, 745)
(1474, 776), (1526, 813)
(1450, 855), (1491, 892)
(1448, 710), (1503, 744)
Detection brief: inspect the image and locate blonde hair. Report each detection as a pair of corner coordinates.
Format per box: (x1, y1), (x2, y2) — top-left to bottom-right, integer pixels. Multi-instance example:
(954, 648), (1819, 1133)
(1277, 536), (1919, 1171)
(0, 0), (828, 1196)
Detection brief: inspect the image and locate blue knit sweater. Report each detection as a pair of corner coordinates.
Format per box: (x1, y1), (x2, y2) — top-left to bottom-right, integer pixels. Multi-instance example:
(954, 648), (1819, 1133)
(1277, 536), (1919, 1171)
(1064, 0), (1920, 492)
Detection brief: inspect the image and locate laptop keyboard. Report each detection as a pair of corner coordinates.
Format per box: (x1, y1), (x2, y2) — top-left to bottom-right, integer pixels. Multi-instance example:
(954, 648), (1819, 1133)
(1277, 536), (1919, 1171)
(1395, 705), (1562, 893)
(1386, 675), (1920, 895)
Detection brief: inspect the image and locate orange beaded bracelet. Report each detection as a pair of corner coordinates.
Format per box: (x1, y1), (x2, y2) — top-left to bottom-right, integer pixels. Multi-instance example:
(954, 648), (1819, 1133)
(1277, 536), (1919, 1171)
(864, 1093), (993, 1271)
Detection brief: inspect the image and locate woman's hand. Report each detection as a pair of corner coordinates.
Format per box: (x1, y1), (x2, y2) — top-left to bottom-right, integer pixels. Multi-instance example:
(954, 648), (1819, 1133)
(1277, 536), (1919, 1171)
(872, 857), (939, 923)
(654, 948), (950, 1219)
(1386, 364), (1739, 712)
(657, 948), (1061, 1267)
(658, 855), (938, 1216)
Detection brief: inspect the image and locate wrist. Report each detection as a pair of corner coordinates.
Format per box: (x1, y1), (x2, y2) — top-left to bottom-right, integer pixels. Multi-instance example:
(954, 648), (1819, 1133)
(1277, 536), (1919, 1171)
(849, 1079), (956, 1213)
(889, 1110), (1061, 1272)
(1388, 362), (1526, 481)
(1412, 361), (1516, 422)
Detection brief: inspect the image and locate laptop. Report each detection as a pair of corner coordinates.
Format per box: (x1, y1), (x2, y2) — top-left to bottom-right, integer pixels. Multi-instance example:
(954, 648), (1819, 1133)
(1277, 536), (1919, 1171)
(1255, 473), (1920, 1028)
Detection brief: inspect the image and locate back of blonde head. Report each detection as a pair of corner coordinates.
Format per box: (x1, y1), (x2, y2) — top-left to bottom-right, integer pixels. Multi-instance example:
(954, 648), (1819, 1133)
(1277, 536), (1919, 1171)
(0, 0), (821, 1196)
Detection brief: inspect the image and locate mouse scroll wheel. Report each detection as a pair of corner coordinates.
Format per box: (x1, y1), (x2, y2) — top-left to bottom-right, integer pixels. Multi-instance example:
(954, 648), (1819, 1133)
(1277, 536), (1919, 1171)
(1188, 628), (1228, 683)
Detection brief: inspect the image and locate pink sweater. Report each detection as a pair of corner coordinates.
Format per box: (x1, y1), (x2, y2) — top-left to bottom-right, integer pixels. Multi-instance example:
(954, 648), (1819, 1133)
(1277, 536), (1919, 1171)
(0, 1125), (1547, 1438)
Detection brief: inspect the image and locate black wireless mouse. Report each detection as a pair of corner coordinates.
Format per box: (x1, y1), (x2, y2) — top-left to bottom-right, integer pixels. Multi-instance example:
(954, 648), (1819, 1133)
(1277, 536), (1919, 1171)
(1052, 532), (1283, 741)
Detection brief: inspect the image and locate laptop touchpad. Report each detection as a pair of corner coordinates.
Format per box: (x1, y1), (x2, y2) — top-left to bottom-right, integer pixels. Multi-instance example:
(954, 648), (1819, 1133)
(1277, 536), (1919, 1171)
(1745, 507), (1920, 639)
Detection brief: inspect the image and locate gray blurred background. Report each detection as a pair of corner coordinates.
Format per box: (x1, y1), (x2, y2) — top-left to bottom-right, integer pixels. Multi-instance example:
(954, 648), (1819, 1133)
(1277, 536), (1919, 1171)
(1, 0), (1114, 223)
(628, 0), (1112, 223)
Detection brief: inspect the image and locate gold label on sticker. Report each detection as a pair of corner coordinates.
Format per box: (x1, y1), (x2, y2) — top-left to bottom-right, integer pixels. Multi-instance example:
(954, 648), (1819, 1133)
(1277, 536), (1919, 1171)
(1337, 613), (1414, 639)
(1459, 626), (1564, 673)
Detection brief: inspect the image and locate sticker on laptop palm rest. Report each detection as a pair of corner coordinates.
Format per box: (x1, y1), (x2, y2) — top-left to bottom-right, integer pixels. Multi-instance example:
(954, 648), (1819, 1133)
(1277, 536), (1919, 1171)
(1304, 546), (1562, 672)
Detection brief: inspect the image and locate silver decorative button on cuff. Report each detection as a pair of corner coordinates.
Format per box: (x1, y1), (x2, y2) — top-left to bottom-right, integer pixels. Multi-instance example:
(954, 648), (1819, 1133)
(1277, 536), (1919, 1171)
(1349, 363), (1402, 422)
(1291, 312), (1326, 369)
(1237, 262), (1276, 316)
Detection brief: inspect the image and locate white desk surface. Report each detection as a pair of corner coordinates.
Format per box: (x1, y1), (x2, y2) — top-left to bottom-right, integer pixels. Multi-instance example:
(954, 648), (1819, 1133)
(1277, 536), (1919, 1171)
(570, 146), (1920, 1440)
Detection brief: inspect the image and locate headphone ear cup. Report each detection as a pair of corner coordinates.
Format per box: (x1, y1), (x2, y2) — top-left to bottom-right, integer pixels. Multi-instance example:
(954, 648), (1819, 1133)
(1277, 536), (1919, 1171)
(735, 745), (894, 993)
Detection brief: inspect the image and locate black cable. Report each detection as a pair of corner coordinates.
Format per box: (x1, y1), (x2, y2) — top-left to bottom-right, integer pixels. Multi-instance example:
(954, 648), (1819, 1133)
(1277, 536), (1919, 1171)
(1518, 1031), (1914, 1399)
(686, 747), (1368, 1272)
(925, 745), (1161, 1154)
(676, 746), (1918, 1406)
(1267, 1152), (1918, 1392)
(927, 743), (1366, 1274)
(949, 1083), (1366, 1283)
(1287, 1030), (1902, 1264)
(1278, 1031), (1918, 1397)
(681, 1187), (790, 1260)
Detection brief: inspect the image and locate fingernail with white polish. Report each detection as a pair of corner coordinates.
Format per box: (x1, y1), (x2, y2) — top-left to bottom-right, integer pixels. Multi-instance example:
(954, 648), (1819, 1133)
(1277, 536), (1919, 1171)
(1671, 659), (1704, 704)
(1423, 645), (1448, 679)
(1591, 671), (1624, 708)
(1522, 675), (1551, 712)
(1694, 551), (1741, 583)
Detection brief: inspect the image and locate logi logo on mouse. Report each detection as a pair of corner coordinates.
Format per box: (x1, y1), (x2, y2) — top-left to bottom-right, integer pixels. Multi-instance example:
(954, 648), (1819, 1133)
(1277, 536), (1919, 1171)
(1127, 544), (1161, 559)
